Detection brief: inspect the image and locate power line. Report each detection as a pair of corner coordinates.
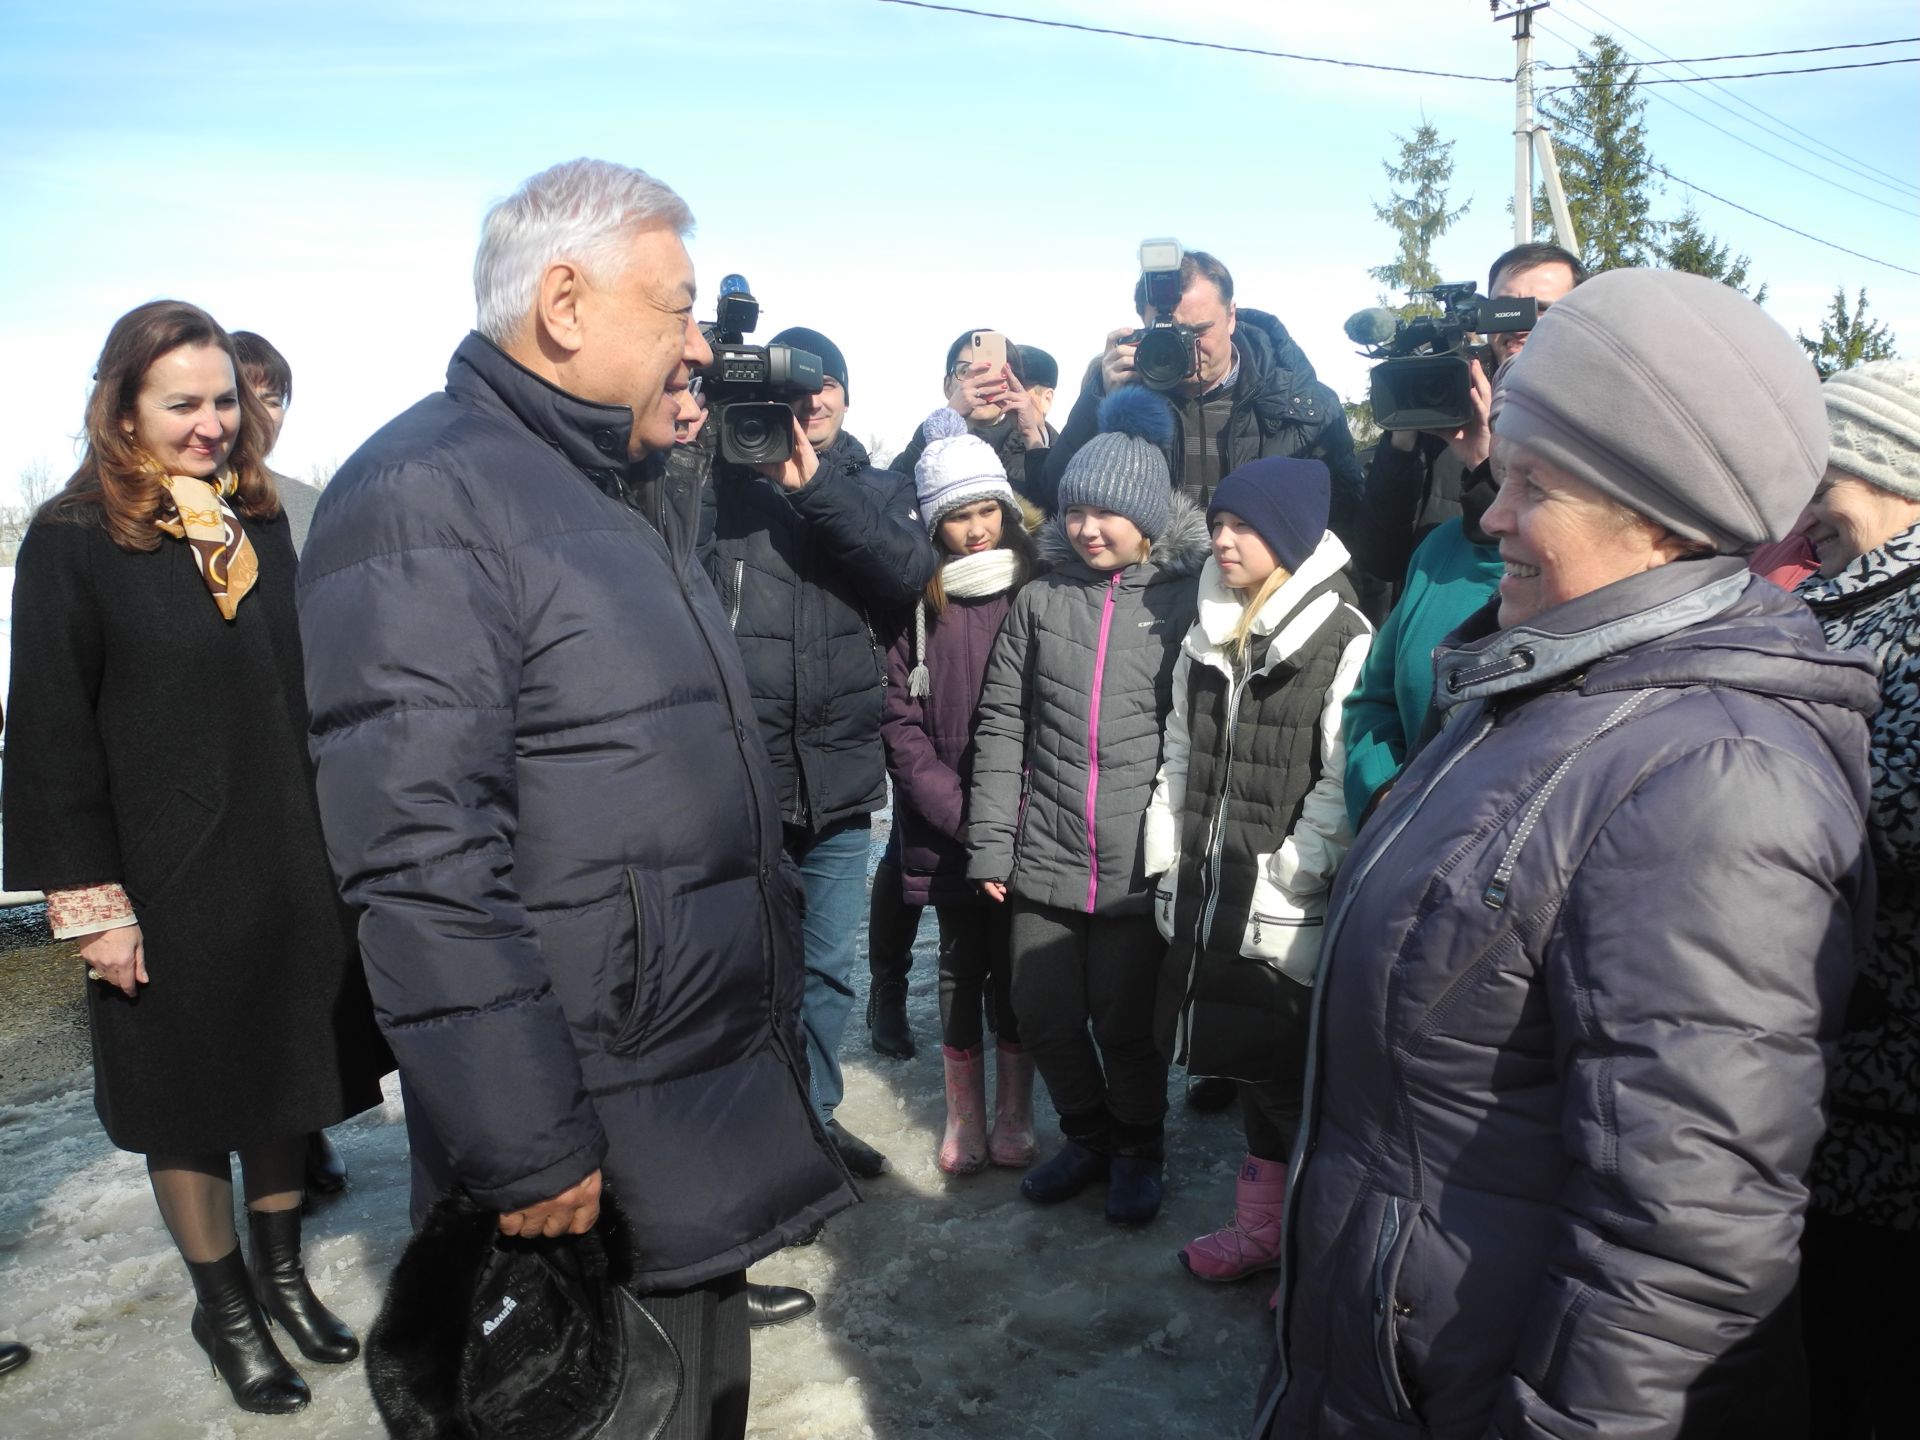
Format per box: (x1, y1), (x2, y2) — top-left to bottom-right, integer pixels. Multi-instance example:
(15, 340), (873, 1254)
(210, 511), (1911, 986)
(1547, 111), (1920, 278)
(872, 1), (1509, 82)
(1557, 0), (1920, 197)
(1542, 36), (1919, 67)
(1629, 56), (1919, 84)
(1534, 20), (1920, 218)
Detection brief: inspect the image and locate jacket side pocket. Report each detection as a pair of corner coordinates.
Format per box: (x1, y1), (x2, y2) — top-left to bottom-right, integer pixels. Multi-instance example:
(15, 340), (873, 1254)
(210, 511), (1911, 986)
(610, 869), (665, 1053)
(122, 786), (221, 906)
(1241, 848), (1329, 986)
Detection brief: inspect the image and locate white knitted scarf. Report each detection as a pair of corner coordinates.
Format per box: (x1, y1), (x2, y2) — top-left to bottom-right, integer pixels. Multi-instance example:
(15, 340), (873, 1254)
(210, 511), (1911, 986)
(907, 548), (1021, 697)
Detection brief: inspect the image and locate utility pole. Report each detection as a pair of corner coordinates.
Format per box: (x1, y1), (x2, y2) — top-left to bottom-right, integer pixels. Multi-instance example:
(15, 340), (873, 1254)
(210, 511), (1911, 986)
(1491, 1), (1578, 253)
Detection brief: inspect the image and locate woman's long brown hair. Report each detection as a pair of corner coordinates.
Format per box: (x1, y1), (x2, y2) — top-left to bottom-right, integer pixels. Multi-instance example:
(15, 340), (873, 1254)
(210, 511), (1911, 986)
(925, 498), (1040, 613)
(43, 300), (281, 551)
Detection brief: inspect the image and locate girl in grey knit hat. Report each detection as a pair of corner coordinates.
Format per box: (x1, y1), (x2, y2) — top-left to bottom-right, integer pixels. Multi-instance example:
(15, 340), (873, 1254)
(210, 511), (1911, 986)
(963, 388), (1210, 1227)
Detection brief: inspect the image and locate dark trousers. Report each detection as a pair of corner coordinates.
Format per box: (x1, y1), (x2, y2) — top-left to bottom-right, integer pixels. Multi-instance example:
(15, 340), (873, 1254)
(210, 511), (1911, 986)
(936, 902), (1017, 1051)
(640, 1270), (750, 1440)
(1240, 1076), (1302, 1164)
(1008, 898), (1168, 1140)
(1802, 1209), (1918, 1439)
(867, 857), (924, 989)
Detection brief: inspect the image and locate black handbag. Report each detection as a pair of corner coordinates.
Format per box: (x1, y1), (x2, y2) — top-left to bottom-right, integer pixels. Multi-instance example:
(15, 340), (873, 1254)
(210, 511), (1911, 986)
(366, 1189), (682, 1439)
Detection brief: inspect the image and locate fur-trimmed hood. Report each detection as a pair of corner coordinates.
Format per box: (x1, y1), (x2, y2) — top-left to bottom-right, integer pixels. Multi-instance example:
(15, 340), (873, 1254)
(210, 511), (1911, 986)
(1037, 491), (1211, 581)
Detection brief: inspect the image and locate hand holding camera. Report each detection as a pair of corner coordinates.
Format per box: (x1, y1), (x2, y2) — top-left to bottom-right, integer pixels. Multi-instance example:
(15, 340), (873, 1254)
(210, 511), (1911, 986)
(756, 414), (821, 492)
(1100, 327), (1140, 394)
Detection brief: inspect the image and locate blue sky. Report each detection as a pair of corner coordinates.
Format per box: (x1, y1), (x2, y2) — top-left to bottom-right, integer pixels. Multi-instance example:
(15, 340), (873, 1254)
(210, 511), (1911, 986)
(2, 0), (1915, 495)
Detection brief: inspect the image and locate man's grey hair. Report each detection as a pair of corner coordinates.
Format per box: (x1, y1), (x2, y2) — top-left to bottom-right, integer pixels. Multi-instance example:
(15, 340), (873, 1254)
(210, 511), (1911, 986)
(473, 158), (694, 344)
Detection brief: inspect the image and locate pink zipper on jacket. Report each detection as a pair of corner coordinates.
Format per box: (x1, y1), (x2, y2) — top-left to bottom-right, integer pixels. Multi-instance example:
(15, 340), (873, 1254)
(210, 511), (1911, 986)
(1083, 574), (1121, 913)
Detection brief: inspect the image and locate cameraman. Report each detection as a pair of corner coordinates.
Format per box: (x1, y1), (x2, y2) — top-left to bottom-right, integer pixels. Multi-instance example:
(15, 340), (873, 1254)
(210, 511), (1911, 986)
(890, 330), (1055, 501)
(704, 325), (936, 1184)
(1351, 242), (1586, 588)
(1039, 250), (1361, 527)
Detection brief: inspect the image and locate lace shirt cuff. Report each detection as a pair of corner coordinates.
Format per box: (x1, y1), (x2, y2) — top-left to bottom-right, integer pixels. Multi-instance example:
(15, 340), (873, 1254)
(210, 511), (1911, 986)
(46, 883), (137, 940)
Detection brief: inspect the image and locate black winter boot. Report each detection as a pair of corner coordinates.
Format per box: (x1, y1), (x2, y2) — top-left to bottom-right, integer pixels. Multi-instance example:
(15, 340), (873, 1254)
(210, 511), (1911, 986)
(186, 1246), (310, 1415)
(248, 1206), (359, 1363)
(866, 863), (920, 1059)
(867, 980), (914, 1060)
(1020, 1108), (1111, 1205)
(1106, 1120), (1166, 1225)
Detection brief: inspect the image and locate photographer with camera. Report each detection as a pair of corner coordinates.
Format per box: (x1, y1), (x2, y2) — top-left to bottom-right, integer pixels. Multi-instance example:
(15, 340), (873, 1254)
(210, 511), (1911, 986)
(1350, 242), (1585, 589)
(889, 330), (1057, 502)
(1039, 247), (1362, 528)
(705, 321), (937, 1186)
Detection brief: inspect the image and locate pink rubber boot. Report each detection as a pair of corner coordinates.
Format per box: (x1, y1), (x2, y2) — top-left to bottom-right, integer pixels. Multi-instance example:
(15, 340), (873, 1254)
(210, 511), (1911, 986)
(1177, 1154), (1287, 1281)
(987, 1041), (1037, 1169)
(938, 1045), (988, 1175)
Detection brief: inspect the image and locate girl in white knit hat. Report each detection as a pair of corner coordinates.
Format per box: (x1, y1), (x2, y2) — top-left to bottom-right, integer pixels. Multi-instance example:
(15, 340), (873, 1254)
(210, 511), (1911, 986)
(878, 412), (1041, 1173)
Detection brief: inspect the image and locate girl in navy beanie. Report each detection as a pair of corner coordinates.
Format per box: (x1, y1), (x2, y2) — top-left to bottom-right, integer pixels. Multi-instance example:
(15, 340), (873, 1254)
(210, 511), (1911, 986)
(1143, 457), (1373, 1288)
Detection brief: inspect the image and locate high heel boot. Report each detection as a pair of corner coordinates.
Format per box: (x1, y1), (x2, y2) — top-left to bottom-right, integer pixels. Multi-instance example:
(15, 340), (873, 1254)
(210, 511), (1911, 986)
(248, 1206), (360, 1363)
(186, 1246), (310, 1414)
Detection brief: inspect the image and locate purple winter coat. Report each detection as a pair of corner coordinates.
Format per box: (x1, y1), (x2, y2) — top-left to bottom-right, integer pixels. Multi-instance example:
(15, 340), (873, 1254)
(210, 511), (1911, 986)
(1260, 559), (1877, 1440)
(881, 590), (1016, 906)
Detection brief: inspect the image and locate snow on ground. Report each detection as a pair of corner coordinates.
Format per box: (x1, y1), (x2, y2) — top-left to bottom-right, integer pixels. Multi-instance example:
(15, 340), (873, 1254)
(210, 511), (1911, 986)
(0, 825), (1277, 1438)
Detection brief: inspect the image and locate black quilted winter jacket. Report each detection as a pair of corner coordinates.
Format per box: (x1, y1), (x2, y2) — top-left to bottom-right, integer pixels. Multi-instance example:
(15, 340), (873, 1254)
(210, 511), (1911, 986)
(297, 334), (854, 1291)
(706, 431), (937, 834)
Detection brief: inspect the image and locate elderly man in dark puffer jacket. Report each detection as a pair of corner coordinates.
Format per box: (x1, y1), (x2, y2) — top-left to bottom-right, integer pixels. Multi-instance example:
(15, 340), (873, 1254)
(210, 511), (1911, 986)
(299, 159), (854, 1437)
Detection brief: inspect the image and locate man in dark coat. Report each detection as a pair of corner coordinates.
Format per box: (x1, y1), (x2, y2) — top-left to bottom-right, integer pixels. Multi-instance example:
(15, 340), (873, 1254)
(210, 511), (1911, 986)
(1348, 241), (1585, 591)
(705, 325), (939, 1178)
(298, 159), (854, 1437)
(1038, 250), (1362, 534)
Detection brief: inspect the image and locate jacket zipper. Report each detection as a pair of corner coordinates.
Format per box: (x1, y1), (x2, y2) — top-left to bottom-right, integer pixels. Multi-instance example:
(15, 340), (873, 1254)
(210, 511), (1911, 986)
(1177, 650), (1247, 1063)
(1482, 688), (1656, 909)
(667, 534), (851, 1183)
(1372, 1198), (1412, 1418)
(1083, 575), (1120, 914)
(1257, 709), (1498, 1430)
(727, 559), (744, 632)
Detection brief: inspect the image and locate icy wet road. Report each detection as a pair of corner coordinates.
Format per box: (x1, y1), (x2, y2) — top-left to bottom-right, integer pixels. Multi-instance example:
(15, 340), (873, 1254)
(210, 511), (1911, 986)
(0, 827), (1277, 1438)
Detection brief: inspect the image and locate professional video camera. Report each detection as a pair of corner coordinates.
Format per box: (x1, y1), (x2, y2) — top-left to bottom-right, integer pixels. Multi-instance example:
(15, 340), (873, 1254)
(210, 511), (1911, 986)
(699, 273), (825, 466)
(1344, 283), (1537, 432)
(1126, 238), (1198, 392)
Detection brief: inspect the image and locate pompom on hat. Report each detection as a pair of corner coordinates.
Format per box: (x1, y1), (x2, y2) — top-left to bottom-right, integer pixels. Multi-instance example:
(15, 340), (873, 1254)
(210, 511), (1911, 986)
(1056, 388), (1176, 541)
(913, 418), (1018, 537)
(1824, 359), (1920, 501)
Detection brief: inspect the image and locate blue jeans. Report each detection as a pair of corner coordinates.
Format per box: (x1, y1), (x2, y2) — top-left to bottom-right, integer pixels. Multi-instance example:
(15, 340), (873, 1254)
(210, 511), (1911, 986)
(790, 817), (872, 1124)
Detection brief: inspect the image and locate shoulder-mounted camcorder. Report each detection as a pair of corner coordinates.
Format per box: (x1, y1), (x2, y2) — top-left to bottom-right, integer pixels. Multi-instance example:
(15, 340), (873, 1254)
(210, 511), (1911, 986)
(697, 274), (824, 466)
(1347, 283), (1537, 432)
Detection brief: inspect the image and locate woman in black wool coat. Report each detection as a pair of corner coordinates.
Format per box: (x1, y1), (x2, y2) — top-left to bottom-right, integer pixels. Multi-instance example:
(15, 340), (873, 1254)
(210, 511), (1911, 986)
(1, 300), (391, 1417)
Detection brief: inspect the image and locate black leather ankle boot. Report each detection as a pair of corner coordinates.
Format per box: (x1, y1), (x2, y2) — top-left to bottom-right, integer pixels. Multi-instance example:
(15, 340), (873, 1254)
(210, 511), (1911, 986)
(186, 1246), (310, 1414)
(248, 1206), (359, 1364)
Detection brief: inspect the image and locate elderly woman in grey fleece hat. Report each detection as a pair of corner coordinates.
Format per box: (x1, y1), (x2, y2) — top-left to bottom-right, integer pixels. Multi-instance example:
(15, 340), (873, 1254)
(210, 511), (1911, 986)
(1256, 269), (1877, 1440)
(1791, 359), (1920, 1440)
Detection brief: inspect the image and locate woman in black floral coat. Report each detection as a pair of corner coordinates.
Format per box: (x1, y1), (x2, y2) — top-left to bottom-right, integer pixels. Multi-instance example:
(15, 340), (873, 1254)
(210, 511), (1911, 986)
(1795, 359), (1920, 1439)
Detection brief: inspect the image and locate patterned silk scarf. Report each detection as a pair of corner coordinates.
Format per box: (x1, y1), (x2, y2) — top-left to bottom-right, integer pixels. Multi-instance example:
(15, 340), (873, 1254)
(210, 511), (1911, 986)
(154, 470), (259, 620)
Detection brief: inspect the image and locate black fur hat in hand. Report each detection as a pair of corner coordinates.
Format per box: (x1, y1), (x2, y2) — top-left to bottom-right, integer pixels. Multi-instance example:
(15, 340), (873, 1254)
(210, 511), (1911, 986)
(365, 1188), (681, 1440)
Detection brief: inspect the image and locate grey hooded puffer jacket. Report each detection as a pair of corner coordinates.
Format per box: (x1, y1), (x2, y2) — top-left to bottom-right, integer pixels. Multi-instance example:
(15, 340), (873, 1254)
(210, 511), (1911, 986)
(1259, 558), (1877, 1440)
(966, 497), (1210, 916)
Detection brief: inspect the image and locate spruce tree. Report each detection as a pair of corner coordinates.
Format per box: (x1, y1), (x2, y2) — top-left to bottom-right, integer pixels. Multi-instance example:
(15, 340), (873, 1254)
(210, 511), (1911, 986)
(1536, 33), (1658, 271)
(1658, 204), (1767, 304)
(1370, 121), (1471, 315)
(1799, 288), (1899, 379)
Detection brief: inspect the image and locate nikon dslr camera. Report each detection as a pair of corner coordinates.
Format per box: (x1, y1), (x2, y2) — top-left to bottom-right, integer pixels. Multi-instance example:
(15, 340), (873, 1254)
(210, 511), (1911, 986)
(699, 274), (825, 466)
(1125, 238), (1199, 392)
